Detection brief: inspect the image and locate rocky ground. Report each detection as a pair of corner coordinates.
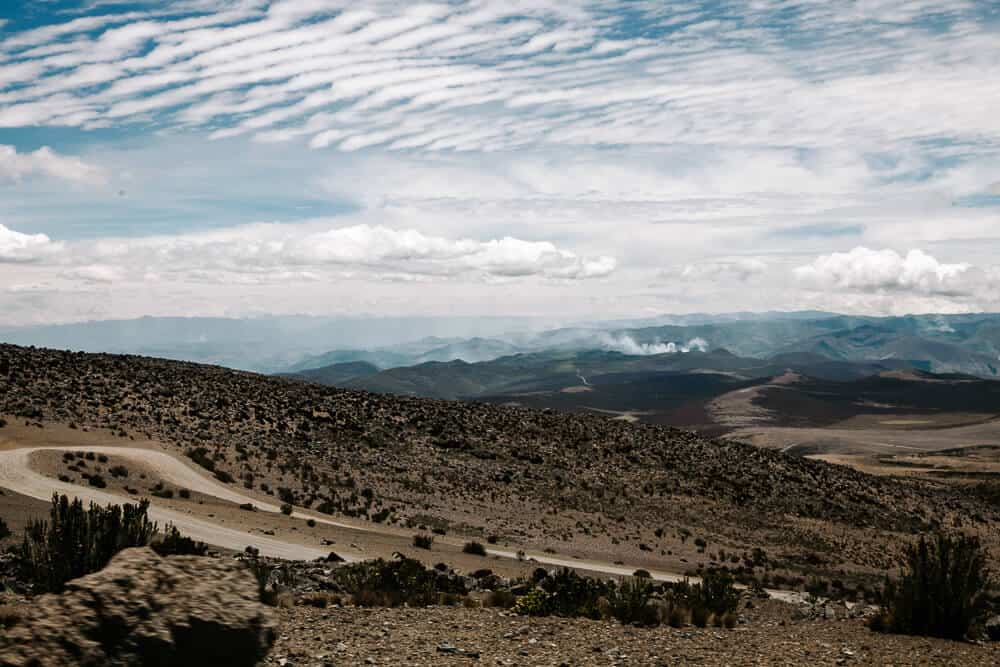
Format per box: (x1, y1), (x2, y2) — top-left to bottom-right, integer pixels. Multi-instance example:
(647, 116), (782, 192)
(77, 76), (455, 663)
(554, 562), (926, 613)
(267, 601), (1000, 666)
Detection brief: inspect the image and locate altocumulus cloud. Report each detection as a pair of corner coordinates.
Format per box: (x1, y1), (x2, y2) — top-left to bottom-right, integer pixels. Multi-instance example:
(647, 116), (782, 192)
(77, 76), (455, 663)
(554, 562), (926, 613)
(794, 247), (971, 295)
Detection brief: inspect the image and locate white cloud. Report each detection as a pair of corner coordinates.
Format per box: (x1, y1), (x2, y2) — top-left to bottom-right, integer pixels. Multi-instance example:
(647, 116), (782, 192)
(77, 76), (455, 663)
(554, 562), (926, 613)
(794, 247), (971, 295)
(679, 258), (768, 282)
(11, 221), (614, 283)
(0, 224), (61, 262)
(0, 145), (107, 187)
(59, 264), (125, 284)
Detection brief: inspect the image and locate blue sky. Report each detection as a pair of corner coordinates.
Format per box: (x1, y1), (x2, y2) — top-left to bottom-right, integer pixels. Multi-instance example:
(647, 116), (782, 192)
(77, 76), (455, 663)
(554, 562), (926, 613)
(1, 0), (999, 325)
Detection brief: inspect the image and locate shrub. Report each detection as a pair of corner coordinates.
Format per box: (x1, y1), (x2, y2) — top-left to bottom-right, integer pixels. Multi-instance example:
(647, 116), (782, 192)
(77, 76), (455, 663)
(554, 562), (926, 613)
(633, 568), (652, 578)
(185, 447), (215, 472)
(667, 605), (686, 628)
(536, 568), (614, 619)
(334, 556), (465, 607)
(513, 588), (553, 616)
(178, 488), (191, 499)
(0, 517), (9, 541)
(872, 533), (990, 640)
(151, 488), (174, 499)
(280, 503), (293, 516)
(306, 518), (316, 527)
(213, 469), (235, 484)
(610, 576), (657, 626)
(87, 474), (107, 489)
(413, 534), (434, 550)
(108, 465), (129, 478)
(462, 541), (487, 556)
(699, 569), (740, 616)
(20, 494), (158, 592)
(152, 524), (208, 556)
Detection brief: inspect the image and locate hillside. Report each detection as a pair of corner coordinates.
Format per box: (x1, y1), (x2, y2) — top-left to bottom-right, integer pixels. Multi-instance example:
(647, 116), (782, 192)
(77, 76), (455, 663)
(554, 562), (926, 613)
(2, 344), (998, 585)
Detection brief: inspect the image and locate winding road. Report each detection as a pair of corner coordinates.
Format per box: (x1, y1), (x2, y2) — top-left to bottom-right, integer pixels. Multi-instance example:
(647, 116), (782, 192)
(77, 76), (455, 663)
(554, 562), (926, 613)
(0, 443), (803, 601)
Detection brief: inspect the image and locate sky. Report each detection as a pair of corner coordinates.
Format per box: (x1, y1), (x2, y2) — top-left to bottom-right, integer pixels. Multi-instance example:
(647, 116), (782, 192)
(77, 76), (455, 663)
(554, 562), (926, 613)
(1, 0), (999, 326)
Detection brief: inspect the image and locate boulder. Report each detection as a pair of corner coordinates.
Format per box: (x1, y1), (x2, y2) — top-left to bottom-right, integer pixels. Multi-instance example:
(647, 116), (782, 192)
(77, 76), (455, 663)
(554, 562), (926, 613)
(0, 547), (276, 667)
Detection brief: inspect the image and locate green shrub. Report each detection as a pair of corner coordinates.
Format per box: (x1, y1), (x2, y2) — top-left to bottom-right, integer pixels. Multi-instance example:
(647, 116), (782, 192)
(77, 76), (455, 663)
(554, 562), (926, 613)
(513, 588), (553, 616)
(699, 569), (740, 615)
(280, 503), (293, 516)
(536, 568), (615, 619)
(152, 524), (208, 556)
(334, 556), (464, 607)
(873, 533), (990, 640)
(185, 447), (215, 471)
(20, 494), (158, 592)
(413, 533), (434, 550)
(108, 465), (128, 478)
(610, 576), (657, 626)
(213, 469), (235, 484)
(462, 541), (487, 556)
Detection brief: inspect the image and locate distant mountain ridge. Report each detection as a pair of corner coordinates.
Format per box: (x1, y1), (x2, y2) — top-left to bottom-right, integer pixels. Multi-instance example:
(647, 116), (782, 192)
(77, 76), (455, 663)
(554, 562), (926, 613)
(4, 312), (999, 379)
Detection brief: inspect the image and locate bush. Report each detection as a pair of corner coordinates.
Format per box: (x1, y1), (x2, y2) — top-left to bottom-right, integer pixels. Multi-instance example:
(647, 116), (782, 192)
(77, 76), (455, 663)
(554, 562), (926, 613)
(178, 488), (191, 499)
(280, 503), (293, 516)
(108, 465), (129, 478)
(462, 541), (487, 556)
(87, 474), (107, 489)
(152, 524), (208, 556)
(699, 569), (740, 616)
(872, 533), (990, 640)
(0, 517), (10, 541)
(335, 556), (465, 607)
(20, 494), (158, 592)
(185, 447), (215, 472)
(610, 576), (657, 626)
(213, 469), (235, 484)
(151, 488), (174, 499)
(413, 534), (434, 550)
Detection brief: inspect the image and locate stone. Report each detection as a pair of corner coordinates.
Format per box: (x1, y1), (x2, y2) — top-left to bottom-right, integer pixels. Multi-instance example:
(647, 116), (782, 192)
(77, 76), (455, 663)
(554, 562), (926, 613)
(0, 547), (276, 667)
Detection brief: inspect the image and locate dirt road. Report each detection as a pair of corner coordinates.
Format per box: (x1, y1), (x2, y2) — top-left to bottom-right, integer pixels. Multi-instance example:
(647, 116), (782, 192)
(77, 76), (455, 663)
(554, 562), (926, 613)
(0, 443), (803, 600)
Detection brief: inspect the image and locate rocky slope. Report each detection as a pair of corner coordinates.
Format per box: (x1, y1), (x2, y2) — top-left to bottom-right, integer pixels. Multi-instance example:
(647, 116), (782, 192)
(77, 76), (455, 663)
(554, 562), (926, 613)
(2, 344), (997, 583)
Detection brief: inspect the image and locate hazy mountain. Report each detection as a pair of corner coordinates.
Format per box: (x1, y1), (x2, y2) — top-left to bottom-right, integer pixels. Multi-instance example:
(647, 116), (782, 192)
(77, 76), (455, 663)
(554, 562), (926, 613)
(0, 315), (550, 372)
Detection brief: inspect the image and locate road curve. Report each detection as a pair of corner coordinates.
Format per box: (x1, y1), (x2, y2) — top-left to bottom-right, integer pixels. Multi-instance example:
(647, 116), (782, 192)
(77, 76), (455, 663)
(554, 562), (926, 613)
(0, 444), (804, 602)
